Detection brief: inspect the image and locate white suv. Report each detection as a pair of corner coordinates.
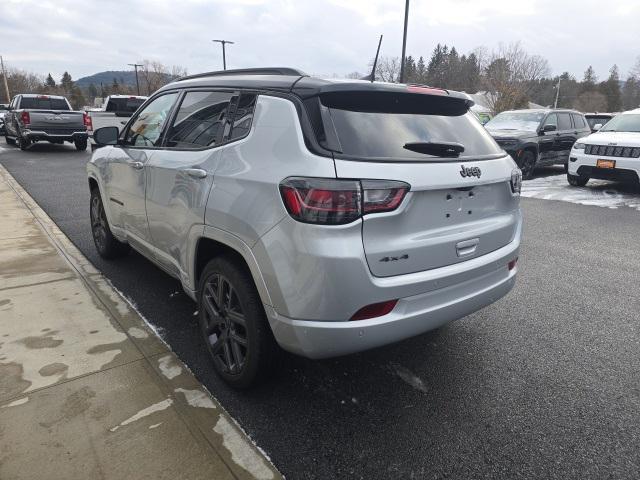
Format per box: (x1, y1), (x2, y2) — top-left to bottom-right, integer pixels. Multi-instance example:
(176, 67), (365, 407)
(568, 109), (640, 187)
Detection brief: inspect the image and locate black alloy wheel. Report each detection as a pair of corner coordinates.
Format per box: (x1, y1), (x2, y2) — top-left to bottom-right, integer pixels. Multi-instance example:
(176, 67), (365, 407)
(89, 189), (130, 259)
(198, 257), (277, 388)
(201, 273), (249, 375)
(518, 150), (536, 180)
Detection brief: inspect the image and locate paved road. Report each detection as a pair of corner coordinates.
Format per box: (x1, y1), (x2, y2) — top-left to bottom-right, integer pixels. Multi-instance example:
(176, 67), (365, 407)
(2, 142), (639, 480)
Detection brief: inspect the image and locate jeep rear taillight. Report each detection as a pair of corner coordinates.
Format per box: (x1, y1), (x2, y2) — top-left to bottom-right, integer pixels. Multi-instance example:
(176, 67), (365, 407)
(279, 177), (409, 225)
(21, 111), (30, 126)
(83, 112), (92, 130)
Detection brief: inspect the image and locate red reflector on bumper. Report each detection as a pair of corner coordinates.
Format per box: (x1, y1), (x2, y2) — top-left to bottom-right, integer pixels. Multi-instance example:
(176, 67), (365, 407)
(508, 258), (518, 271)
(350, 300), (398, 321)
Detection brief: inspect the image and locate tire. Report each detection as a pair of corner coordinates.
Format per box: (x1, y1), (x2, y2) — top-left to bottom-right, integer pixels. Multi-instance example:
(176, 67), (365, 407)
(5, 134), (15, 146)
(198, 257), (278, 389)
(567, 173), (589, 187)
(17, 134), (30, 151)
(563, 162), (569, 173)
(75, 138), (88, 151)
(89, 189), (130, 259)
(517, 150), (536, 180)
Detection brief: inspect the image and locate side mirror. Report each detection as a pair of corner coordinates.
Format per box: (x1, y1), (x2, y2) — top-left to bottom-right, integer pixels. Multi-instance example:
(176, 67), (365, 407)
(593, 123), (603, 131)
(542, 124), (557, 133)
(93, 126), (119, 146)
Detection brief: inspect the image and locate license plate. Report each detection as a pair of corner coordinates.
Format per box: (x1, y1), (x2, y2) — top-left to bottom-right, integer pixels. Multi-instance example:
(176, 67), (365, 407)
(597, 159), (616, 169)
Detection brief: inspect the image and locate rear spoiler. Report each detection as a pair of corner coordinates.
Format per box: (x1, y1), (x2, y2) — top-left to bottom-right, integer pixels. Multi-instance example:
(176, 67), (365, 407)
(293, 80), (473, 116)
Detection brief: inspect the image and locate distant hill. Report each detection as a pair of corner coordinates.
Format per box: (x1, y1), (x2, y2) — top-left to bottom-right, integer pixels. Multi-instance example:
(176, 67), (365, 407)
(75, 71), (139, 88)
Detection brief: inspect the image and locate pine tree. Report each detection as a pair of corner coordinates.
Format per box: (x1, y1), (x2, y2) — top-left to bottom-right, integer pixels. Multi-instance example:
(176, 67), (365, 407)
(581, 66), (597, 92)
(88, 83), (98, 99)
(112, 78), (120, 94)
(416, 56), (426, 83)
(45, 73), (56, 87)
(60, 71), (74, 93)
(599, 65), (621, 111)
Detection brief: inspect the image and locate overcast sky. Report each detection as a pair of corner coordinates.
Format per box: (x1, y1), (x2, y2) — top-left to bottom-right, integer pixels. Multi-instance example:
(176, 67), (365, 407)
(2, 0), (639, 82)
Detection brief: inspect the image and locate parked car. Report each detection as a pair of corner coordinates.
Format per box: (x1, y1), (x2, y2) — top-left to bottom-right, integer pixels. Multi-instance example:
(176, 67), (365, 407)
(568, 108), (640, 187)
(4, 94), (88, 150)
(584, 112), (615, 133)
(485, 109), (591, 179)
(86, 95), (147, 149)
(0, 104), (7, 136)
(87, 67), (522, 387)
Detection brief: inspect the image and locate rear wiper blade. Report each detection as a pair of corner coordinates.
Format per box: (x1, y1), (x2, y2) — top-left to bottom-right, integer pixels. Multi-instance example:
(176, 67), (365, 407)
(403, 141), (465, 157)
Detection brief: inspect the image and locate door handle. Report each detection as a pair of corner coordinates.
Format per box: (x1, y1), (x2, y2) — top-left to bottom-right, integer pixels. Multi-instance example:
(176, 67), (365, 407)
(456, 238), (479, 257)
(182, 168), (207, 179)
(129, 161), (144, 170)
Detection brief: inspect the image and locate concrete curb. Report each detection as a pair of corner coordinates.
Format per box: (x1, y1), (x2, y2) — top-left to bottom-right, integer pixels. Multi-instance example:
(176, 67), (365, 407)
(0, 164), (282, 480)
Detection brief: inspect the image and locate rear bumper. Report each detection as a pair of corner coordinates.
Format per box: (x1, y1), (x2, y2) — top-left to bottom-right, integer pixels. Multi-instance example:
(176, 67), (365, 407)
(266, 261), (517, 359)
(22, 129), (87, 142)
(569, 153), (640, 183)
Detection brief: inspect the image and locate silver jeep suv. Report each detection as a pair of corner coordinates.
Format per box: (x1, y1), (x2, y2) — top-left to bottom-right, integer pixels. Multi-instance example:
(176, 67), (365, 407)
(87, 68), (522, 387)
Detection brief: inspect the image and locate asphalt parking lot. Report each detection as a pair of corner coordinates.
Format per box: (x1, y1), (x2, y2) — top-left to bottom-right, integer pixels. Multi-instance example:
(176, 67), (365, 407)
(1, 142), (639, 480)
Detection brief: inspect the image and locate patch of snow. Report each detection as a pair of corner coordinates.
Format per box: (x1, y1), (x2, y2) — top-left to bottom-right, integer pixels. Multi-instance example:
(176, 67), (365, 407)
(390, 362), (429, 394)
(110, 398), (173, 432)
(157, 355), (182, 380)
(148, 422), (162, 429)
(175, 388), (216, 409)
(2, 397), (29, 408)
(522, 174), (640, 211)
(127, 327), (149, 339)
(213, 416), (275, 480)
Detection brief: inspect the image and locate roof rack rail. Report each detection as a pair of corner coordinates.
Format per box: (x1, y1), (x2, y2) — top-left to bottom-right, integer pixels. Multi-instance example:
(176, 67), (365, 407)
(177, 67), (307, 82)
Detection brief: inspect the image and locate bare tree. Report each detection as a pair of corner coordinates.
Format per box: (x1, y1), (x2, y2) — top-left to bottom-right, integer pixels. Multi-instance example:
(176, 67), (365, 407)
(574, 91), (608, 112)
(0, 68), (44, 102)
(374, 56), (401, 83)
(138, 60), (187, 95)
(481, 42), (550, 114)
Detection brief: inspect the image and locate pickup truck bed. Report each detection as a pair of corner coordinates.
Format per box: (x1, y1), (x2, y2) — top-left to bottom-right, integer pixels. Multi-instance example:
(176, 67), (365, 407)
(87, 95), (147, 149)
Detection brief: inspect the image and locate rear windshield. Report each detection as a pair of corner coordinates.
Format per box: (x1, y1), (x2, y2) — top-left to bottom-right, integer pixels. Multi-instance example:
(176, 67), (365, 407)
(322, 92), (502, 160)
(20, 97), (69, 110)
(586, 116), (612, 129)
(105, 97), (146, 114)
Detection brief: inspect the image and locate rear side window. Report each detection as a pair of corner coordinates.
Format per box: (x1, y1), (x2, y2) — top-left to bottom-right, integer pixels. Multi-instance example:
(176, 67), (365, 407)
(322, 92), (502, 160)
(544, 114), (558, 128)
(558, 113), (572, 130)
(105, 97), (145, 114)
(572, 114), (586, 129)
(20, 97), (69, 110)
(165, 91), (234, 149)
(229, 94), (257, 141)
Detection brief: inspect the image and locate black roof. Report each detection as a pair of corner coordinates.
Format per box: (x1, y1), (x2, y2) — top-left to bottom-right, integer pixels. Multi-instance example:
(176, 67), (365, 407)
(158, 67), (474, 107)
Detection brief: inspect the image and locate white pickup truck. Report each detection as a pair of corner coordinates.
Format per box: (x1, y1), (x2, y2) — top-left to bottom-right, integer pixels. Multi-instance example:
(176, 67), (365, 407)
(86, 95), (147, 149)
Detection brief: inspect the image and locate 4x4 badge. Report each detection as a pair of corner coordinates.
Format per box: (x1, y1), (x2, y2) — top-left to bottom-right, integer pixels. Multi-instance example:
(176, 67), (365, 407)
(460, 165), (481, 178)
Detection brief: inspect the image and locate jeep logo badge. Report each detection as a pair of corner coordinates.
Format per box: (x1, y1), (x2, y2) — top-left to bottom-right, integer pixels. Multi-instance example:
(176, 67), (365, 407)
(460, 165), (481, 178)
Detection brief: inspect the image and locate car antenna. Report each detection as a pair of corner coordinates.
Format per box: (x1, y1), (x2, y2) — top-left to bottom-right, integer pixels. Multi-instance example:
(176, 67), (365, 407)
(360, 35), (383, 83)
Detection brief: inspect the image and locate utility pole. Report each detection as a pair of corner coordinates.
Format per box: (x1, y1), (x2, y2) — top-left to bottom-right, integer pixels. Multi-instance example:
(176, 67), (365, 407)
(128, 63), (143, 96)
(0, 55), (10, 103)
(212, 39), (235, 70)
(399, 0), (410, 83)
(554, 78), (561, 108)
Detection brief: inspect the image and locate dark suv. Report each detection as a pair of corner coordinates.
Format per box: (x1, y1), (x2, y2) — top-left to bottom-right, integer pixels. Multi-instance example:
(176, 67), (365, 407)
(485, 109), (591, 179)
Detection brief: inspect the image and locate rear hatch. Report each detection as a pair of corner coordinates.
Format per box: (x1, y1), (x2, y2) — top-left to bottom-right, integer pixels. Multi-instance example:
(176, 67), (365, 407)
(319, 88), (519, 277)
